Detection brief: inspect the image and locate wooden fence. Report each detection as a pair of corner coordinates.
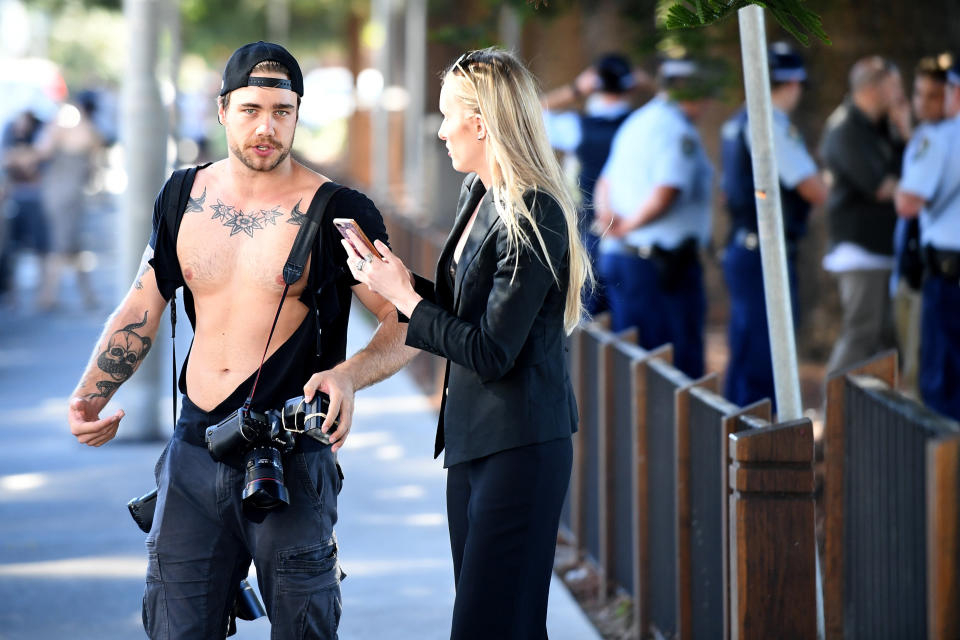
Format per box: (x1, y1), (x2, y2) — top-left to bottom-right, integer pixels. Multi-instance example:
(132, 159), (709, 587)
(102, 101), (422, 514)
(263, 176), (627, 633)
(383, 213), (960, 640)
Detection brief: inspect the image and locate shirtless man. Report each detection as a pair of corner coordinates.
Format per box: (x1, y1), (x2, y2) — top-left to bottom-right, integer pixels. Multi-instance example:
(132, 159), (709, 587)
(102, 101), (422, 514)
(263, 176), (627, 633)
(66, 41), (413, 639)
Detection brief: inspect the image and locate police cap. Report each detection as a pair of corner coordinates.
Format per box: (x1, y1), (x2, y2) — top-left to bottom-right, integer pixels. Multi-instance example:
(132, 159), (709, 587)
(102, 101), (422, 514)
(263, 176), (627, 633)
(769, 41), (807, 83)
(595, 54), (634, 94)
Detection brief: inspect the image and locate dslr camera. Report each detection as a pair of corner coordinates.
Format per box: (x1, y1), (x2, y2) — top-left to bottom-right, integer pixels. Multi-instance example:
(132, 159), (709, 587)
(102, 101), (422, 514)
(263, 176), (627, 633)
(204, 394), (339, 511)
(206, 406), (295, 510)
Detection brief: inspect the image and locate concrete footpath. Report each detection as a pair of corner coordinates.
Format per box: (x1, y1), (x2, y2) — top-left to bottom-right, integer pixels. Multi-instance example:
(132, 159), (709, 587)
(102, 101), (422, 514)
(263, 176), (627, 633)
(0, 204), (599, 639)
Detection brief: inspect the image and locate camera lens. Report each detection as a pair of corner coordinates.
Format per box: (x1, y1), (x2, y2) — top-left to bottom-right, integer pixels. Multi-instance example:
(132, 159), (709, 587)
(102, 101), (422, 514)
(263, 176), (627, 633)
(242, 446), (290, 509)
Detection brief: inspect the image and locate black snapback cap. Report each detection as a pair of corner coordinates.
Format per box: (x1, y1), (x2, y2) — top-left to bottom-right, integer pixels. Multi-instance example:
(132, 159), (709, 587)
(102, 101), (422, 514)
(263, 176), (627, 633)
(220, 41), (304, 97)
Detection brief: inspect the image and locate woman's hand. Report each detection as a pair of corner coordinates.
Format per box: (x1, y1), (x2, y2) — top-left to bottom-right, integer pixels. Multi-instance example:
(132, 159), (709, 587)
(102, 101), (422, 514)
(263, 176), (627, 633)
(343, 235), (422, 317)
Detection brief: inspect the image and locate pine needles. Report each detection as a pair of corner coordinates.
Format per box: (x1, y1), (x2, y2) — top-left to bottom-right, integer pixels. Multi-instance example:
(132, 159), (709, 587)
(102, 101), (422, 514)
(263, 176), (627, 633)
(664, 1), (830, 45)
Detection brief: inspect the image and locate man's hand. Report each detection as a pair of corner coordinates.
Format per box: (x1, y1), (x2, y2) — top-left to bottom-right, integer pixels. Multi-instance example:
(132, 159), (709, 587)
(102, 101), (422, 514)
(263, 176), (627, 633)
(303, 368), (355, 453)
(876, 175), (899, 202)
(608, 216), (633, 238)
(69, 396), (124, 447)
(573, 68), (600, 97)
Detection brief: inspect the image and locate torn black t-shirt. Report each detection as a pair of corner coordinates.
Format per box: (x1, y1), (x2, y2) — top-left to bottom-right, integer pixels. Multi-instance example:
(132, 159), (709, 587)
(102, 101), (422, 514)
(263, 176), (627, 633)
(147, 164), (389, 416)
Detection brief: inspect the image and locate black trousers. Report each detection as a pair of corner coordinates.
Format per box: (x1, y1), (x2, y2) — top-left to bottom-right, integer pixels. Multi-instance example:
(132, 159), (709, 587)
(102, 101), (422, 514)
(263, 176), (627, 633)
(446, 437), (573, 640)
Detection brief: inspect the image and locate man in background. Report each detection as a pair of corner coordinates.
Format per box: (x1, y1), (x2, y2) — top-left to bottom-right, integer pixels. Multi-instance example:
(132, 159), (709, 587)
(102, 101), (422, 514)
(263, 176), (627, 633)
(820, 56), (905, 374)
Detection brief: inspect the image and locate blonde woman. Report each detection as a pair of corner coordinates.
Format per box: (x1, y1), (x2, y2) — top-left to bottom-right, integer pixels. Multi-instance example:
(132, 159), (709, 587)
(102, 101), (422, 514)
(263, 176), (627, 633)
(344, 48), (591, 638)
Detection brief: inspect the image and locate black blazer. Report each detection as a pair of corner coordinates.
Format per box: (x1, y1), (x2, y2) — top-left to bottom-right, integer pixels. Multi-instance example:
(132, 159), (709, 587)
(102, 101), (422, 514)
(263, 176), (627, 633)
(405, 173), (579, 467)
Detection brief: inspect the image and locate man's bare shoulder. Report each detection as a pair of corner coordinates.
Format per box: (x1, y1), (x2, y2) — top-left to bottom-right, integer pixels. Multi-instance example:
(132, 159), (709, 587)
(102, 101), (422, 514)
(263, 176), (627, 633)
(290, 162), (332, 197)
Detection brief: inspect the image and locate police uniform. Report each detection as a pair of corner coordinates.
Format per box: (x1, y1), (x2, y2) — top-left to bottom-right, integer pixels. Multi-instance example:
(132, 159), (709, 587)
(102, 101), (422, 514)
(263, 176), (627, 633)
(891, 121), (936, 398)
(719, 49), (817, 408)
(898, 96), (960, 420)
(543, 55), (634, 315)
(598, 86), (713, 379)
(544, 102), (631, 314)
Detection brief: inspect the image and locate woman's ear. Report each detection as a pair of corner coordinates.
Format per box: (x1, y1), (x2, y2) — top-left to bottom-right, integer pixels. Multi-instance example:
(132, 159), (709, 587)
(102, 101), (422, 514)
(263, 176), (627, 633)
(475, 114), (487, 141)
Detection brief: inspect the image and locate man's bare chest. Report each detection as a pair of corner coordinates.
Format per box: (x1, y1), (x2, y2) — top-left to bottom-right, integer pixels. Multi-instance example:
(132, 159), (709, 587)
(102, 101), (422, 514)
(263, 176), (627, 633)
(176, 186), (312, 294)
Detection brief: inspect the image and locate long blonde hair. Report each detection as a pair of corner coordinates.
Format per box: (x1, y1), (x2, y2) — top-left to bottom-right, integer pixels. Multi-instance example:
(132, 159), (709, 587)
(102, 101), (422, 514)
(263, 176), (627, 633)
(445, 47), (592, 333)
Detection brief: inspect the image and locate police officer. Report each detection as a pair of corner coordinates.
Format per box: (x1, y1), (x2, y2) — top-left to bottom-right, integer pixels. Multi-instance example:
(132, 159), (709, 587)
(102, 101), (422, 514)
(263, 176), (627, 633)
(895, 60), (960, 421)
(892, 56), (947, 398)
(719, 43), (827, 409)
(594, 59), (714, 379)
(542, 54), (647, 314)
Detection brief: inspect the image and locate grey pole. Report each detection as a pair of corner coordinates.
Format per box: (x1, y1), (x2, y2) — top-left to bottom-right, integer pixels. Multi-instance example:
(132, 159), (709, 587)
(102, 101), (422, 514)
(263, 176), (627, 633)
(370, 0), (390, 192)
(403, 0), (426, 210)
(737, 5), (802, 421)
(498, 5), (521, 52)
(737, 11), (823, 637)
(116, 0), (168, 441)
(266, 0), (290, 44)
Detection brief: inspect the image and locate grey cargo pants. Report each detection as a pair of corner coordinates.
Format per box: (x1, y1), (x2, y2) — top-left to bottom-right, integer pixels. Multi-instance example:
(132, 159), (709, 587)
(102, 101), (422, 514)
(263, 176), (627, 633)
(143, 398), (343, 639)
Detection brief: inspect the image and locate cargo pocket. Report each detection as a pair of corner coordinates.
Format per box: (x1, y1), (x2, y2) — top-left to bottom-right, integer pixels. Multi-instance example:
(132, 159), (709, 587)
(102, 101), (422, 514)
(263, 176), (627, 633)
(277, 539), (342, 639)
(294, 452), (325, 513)
(142, 547), (169, 639)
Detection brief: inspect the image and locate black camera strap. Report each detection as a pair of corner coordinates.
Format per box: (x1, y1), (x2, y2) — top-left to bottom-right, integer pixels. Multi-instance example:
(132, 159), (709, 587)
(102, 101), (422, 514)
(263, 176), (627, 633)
(163, 175), (343, 423)
(241, 180), (343, 411)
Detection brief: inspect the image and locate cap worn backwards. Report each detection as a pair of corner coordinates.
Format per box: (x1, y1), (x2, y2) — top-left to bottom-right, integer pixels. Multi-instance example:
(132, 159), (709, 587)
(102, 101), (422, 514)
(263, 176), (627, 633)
(220, 41), (304, 97)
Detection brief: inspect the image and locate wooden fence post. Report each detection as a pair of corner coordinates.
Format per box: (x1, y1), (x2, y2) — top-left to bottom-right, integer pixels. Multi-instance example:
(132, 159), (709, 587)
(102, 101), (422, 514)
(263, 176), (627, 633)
(927, 434), (960, 640)
(722, 400), (771, 640)
(729, 418), (816, 640)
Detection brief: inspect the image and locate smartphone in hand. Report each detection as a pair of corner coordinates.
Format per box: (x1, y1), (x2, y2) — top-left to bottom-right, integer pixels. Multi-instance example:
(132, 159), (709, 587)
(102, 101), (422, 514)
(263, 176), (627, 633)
(333, 218), (383, 259)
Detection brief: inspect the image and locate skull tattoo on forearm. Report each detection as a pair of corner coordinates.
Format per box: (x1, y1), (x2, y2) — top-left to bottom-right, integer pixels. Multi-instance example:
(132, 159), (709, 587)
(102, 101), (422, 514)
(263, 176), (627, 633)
(90, 311), (153, 398)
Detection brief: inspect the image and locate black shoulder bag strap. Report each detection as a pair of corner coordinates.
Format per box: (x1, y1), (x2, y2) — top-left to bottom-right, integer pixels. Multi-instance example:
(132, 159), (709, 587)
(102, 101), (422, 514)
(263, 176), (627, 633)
(161, 168), (195, 430)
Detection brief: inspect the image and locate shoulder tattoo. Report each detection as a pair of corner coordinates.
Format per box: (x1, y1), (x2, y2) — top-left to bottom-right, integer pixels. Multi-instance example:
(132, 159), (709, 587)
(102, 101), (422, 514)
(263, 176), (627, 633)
(185, 187), (207, 213)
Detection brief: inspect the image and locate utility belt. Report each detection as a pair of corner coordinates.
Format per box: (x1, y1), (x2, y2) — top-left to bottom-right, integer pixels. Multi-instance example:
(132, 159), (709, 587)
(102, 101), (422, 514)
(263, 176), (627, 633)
(924, 245), (960, 285)
(619, 237), (700, 262)
(728, 227), (798, 255)
(618, 237), (700, 291)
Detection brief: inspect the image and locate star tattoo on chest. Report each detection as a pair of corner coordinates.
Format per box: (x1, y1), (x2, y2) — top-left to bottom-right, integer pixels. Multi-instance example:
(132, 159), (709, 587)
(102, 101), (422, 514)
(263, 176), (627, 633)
(203, 199), (296, 237)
